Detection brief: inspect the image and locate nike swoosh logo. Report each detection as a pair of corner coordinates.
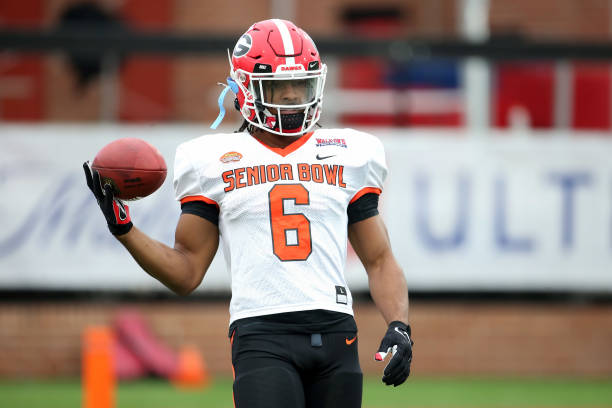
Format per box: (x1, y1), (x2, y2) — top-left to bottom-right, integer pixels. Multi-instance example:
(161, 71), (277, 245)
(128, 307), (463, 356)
(316, 154), (336, 160)
(395, 327), (410, 341)
(345, 336), (357, 345)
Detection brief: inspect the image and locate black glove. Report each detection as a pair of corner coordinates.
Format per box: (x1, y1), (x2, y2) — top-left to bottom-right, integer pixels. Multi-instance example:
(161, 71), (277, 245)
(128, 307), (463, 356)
(83, 162), (133, 236)
(374, 321), (413, 386)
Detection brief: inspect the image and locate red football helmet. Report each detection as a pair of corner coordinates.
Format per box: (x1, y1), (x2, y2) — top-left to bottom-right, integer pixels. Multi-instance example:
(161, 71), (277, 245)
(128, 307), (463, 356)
(229, 19), (327, 136)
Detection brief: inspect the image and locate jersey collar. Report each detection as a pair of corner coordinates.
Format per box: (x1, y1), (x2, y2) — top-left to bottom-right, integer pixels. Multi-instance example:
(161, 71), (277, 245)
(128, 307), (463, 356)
(252, 131), (314, 157)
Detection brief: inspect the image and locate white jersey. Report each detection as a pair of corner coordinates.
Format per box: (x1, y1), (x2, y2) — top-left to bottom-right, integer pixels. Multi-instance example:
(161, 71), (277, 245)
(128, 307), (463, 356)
(173, 128), (387, 325)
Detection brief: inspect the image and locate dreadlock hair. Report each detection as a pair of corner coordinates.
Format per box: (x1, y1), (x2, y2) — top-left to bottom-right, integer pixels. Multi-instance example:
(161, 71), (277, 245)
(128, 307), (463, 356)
(235, 119), (260, 134)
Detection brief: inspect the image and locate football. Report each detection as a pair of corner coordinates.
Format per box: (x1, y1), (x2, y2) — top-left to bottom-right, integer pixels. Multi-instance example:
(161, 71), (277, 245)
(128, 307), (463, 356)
(91, 138), (167, 200)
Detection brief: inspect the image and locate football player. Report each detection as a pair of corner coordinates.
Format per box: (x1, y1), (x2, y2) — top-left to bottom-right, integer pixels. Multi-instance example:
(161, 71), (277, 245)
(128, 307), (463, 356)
(84, 18), (412, 408)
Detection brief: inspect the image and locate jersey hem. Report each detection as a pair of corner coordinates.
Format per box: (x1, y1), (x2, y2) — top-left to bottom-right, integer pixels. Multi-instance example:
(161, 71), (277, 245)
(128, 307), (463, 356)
(229, 303), (354, 326)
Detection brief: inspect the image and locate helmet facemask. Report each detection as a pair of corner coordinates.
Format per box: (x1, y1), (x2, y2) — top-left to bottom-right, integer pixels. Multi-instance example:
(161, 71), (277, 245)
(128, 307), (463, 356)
(231, 65), (327, 136)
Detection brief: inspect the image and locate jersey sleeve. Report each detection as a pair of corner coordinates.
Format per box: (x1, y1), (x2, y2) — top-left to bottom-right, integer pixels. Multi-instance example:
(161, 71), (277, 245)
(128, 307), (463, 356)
(347, 193), (379, 224)
(181, 200), (219, 225)
(350, 133), (388, 203)
(173, 142), (219, 207)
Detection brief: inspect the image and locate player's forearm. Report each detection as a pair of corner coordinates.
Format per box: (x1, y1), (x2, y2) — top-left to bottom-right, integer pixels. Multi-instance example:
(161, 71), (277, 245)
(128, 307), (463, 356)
(367, 254), (410, 324)
(115, 226), (198, 295)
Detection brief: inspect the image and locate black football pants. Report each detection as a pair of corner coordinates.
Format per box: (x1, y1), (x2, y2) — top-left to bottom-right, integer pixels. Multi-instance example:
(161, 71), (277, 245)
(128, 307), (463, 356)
(231, 330), (363, 408)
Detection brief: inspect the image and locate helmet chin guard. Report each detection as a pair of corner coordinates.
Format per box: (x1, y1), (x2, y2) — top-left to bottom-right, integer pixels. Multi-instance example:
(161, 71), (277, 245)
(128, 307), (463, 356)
(227, 19), (327, 136)
(278, 112), (306, 130)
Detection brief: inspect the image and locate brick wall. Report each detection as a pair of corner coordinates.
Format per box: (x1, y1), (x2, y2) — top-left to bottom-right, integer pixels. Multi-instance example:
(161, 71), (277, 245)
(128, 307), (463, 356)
(4, 0), (609, 123)
(1, 300), (611, 378)
(490, 0), (611, 40)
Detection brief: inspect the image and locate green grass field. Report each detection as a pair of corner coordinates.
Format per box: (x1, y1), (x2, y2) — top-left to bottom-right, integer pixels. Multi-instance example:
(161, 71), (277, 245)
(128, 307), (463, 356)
(2, 376), (612, 407)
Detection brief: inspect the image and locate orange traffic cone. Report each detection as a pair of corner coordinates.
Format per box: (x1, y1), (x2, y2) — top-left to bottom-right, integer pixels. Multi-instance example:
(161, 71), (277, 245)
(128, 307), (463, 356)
(82, 326), (115, 408)
(171, 345), (210, 389)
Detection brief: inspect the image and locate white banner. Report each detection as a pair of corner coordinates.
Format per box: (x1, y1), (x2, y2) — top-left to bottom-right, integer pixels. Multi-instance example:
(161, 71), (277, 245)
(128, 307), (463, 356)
(1, 125), (611, 292)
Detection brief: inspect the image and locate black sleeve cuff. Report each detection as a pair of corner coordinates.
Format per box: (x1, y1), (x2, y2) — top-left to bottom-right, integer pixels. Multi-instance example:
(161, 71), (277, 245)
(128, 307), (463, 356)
(181, 201), (219, 226)
(347, 193), (379, 225)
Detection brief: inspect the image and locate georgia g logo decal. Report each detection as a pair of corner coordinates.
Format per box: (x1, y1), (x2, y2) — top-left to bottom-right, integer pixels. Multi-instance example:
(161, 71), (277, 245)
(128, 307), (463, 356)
(233, 34), (252, 58)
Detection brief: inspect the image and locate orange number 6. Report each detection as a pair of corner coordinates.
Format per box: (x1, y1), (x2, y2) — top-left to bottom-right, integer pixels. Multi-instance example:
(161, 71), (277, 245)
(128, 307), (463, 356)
(268, 184), (312, 261)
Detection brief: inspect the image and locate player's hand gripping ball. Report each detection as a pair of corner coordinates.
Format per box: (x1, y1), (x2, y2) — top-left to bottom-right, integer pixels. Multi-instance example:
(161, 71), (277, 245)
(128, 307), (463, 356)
(375, 321), (413, 386)
(83, 162), (132, 236)
(83, 138), (166, 236)
(90, 138), (167, 200)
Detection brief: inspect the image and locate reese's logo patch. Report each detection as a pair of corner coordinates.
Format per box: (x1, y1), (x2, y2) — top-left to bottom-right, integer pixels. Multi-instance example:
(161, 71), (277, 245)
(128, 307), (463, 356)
(220, 151), (243, 163)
